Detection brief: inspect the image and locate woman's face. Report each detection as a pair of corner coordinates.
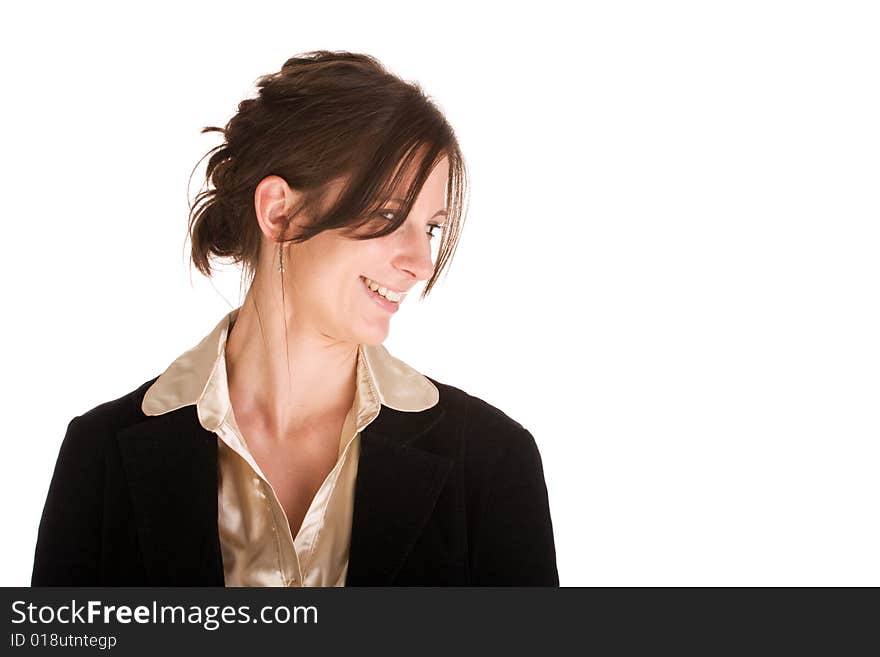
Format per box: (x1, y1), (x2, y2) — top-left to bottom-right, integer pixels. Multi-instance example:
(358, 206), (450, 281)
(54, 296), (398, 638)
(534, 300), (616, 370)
(282, 156), (449, 346)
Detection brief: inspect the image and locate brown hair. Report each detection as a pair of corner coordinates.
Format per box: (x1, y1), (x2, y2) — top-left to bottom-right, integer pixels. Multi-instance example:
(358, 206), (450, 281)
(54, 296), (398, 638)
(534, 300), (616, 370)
(188, 50), (468, 300)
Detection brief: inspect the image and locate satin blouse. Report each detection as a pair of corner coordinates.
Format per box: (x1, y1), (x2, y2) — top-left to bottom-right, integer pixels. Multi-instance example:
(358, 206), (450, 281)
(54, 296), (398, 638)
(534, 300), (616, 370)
(140, 307), (440, 587)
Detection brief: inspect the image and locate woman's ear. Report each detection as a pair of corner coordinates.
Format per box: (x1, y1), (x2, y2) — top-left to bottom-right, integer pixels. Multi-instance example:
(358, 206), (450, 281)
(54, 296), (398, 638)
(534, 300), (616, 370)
(253, 175), (305, 242)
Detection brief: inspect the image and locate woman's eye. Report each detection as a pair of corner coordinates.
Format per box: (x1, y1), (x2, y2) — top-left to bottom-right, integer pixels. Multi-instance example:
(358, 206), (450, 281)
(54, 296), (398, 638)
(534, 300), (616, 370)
(376, 210), (443, 240)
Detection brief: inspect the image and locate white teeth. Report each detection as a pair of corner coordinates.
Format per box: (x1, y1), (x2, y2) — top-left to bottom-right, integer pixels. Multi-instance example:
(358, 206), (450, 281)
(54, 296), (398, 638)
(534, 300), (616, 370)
(362, 277), (402, 302)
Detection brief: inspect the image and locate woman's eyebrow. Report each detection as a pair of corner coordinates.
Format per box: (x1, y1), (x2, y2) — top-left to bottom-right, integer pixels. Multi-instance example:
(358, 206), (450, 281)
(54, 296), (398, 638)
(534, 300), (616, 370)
(387, 198), (448, 218)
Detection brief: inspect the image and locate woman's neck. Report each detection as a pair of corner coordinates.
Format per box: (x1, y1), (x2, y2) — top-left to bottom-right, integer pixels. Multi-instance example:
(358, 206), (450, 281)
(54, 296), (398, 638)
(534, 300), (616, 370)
(224, 292), (358, 442)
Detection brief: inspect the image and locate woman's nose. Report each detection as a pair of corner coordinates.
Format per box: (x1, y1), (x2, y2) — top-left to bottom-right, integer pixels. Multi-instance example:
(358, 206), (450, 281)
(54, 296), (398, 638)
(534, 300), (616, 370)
(395, 222), (435, 282)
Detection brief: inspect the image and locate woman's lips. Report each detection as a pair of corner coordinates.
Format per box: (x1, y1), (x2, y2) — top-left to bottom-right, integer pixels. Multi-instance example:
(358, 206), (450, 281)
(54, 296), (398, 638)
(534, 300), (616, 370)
(361, 276), (400, 313)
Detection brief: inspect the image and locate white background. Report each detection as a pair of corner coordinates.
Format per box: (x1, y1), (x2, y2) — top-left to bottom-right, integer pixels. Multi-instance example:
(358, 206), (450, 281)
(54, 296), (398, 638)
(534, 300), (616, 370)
(2, 1), (878, 586)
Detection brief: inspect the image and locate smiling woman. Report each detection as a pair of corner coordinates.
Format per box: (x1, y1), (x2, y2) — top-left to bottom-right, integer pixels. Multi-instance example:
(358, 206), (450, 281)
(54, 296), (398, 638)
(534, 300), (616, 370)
(31, 50), (559, 587)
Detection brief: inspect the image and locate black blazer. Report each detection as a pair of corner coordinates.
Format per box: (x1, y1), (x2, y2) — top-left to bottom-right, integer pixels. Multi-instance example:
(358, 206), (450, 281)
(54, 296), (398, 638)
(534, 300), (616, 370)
(32, 374), (559, 586)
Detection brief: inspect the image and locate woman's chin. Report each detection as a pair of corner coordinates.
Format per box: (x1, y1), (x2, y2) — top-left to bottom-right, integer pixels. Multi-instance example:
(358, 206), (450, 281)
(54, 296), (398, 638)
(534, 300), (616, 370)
(355, 317), (391, 345)
(358, 326), (389, 347)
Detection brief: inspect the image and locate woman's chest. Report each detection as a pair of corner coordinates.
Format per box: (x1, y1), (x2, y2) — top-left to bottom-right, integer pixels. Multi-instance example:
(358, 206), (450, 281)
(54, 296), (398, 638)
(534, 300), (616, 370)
(240, 422), (347, 540)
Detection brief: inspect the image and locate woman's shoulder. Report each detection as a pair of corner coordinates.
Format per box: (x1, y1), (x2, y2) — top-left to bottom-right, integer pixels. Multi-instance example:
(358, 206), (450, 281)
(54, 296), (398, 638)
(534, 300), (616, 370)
(64, 375), (161, 445)
(427, 375), (525, 430)
(423, 375), (541, 463)
(42, 376), (164, 504)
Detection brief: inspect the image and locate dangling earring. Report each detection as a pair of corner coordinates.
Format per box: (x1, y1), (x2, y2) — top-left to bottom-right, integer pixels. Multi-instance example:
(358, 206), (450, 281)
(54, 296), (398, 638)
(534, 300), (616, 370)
(277, 242), (285, 273)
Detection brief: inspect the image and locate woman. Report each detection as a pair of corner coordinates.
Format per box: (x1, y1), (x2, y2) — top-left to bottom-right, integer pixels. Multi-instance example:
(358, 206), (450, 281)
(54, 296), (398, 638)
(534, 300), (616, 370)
(31, 51), (558, 586)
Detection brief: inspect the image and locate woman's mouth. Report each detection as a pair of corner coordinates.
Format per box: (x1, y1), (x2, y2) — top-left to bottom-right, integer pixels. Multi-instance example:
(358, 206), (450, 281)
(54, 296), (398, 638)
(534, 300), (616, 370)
(360, 276), (402, 313)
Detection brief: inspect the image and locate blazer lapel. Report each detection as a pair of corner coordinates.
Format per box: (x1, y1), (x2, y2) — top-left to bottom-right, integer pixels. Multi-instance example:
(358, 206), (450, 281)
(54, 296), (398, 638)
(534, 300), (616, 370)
(115, 406), (224, 585)
(345, 402), (453, 586)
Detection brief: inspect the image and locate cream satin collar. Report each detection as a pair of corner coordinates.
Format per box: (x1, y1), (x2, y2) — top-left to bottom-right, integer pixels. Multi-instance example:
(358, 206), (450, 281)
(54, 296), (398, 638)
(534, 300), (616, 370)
(141, 307), (439, 425)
